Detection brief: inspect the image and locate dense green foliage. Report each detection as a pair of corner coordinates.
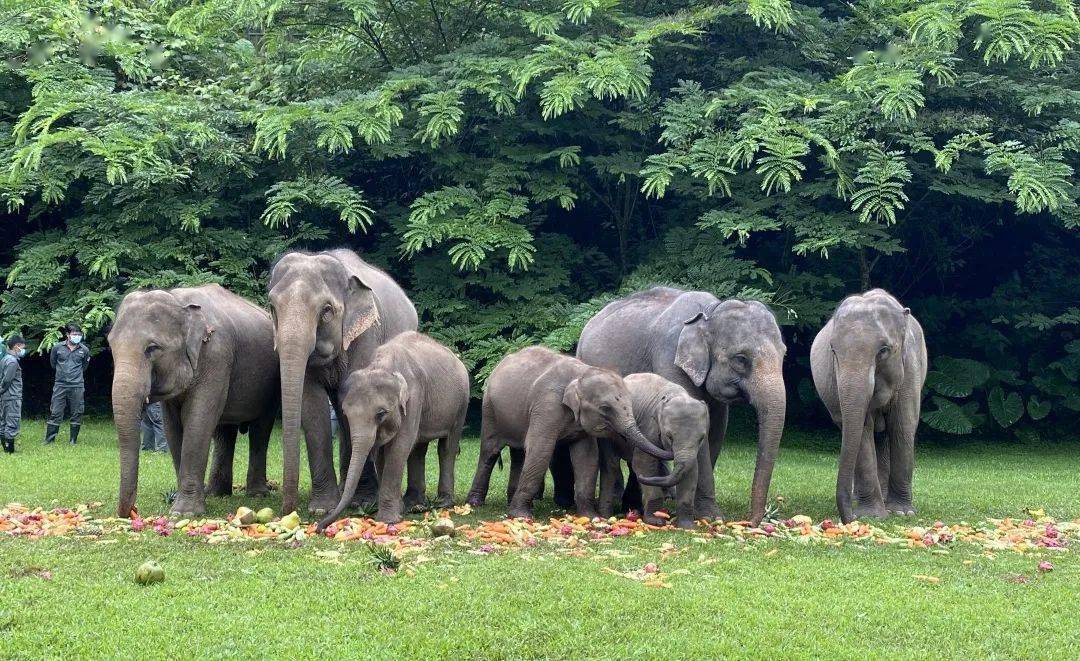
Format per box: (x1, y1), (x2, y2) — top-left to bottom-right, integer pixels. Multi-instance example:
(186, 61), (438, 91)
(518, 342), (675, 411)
(1, 0), (1077, 436)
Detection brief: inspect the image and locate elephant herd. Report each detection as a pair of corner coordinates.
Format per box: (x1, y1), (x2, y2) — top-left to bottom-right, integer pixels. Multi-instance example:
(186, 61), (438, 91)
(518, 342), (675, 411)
(108, 248), (928, 527)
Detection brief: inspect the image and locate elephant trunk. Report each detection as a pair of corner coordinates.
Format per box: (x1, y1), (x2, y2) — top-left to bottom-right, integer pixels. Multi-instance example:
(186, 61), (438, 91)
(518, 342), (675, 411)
(277, 319), (316, 515)
(318, 426), (375, 532)
(617, 417), (674, 460)
(747, 369), (787, 526)
(113, 357), (151, 518)
(638, 446), (695, 488)
(835, 359), (873, 524)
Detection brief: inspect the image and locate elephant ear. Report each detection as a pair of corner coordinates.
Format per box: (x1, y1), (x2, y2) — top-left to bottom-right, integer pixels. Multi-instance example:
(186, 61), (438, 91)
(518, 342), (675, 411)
(675, 313), (710, 387)
(182, 303), (211, 370)
(393, 371), (409, 418)
(562, 378), (583, 422)
(342, 275), (380, 352)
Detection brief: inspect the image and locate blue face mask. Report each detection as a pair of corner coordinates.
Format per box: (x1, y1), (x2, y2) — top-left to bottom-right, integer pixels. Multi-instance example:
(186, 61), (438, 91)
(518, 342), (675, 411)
(70, 335), (83, 345)
(16, 348), (26, 359)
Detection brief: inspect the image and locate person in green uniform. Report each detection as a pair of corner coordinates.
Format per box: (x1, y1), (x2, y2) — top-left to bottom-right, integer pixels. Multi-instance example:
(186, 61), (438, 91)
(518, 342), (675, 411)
(44, 323), (91, 445)
(1, 334), (26, 454)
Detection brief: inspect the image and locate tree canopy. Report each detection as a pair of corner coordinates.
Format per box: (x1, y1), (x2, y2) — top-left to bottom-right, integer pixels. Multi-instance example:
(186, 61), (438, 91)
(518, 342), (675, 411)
(1, 0), (1078, 437)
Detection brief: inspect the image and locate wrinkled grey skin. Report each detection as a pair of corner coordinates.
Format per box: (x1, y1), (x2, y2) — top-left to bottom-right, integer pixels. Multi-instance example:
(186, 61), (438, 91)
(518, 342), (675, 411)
(108, 284), (279, 517)
(599, 373), (709, 529)
(269, 249), (417, 515)
(466, 346), (672, 520)
(810, 289), (927, 524)
(317, 332), (468, 529)
(575, 287), (787, 525)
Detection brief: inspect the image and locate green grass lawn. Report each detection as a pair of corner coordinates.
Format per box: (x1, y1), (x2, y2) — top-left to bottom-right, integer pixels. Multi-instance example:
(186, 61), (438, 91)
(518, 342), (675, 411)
(2, 418), (1078, 658)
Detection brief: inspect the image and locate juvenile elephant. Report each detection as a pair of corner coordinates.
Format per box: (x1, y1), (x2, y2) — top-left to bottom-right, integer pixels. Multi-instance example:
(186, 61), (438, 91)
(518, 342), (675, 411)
(810, 289), (927, 524)
(599, 373), (709, 529)
(466, 346), (672, 520)
(269, 249), (418, 515)
(317, 332), (468, 528)
(571, 287), (787, 525)
(108, 284), (278, 517)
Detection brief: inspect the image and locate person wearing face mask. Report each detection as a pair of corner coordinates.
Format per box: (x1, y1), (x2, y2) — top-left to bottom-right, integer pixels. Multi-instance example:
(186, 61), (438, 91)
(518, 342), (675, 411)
(1, 334), (26, 454)
(44, 323), (91, 445)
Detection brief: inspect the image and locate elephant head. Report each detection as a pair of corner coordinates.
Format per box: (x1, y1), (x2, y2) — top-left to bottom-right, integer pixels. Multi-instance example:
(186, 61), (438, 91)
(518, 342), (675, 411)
(317, 368), (405, 531)
(563, 368), (673, 460)
(268, 252), (380, 513)
(107, 290), (212, 517)
(638, 395), (709, 489)
(828, 289), (910, 523)
(674, 299), (787, 524)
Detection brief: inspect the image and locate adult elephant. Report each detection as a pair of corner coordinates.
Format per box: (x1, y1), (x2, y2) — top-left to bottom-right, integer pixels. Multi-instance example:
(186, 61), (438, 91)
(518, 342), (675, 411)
(108, 284), (278, 517)
(810, 289), (927, 523)
(269, 249), (418, 515)
(571, 287), (787, 525)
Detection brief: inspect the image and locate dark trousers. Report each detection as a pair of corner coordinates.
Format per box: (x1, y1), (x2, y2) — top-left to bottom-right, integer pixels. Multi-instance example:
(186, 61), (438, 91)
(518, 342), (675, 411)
(47, 386), (84, 427)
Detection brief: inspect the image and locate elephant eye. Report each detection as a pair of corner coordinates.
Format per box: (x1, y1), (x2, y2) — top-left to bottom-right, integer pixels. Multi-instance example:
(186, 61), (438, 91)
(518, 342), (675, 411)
(731, 354), (750, 372)
(878, 346), (891, 358)
(599, 404), (613, 415)
(145, 344), (160, 356)
(321, 304), (334, 321)
(375, 408), (388, 422)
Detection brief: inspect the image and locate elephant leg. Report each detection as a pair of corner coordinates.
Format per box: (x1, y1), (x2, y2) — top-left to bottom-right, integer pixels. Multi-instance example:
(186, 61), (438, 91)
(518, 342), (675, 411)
(172, 388), (228, 516)
(466, 398), (503, 507)
(435, 426), (459, 508)
(884, 393), (918, 516)
(567, 437), (600, 519)
(873, 413), (890, 500)
(162, 401), (183, 476)
(632, 452), (665, 526)
(375, 437), (414, 524)
(300, 381), (338, 515)
(245, 414), (273, 497)
(853, 420), (886, 520)
(506, 447), (524, 504)
(507, 412), (562, 519)
(693, 440), (723, 520)
(403, 442), (428, 511)
(674, 456), (700, 530)
(206, 425), (237, 497)
(597, 441), (620, 519)
(707, 399), (729, 467)
(549, 444), (575, 508)
(618, 469), (639, 515)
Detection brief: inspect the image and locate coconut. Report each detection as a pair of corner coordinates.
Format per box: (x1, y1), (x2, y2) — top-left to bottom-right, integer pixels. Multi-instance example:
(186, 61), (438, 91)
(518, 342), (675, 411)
(235, 506), (255, 526)
(135, 560), (165, 585)
(255, 507), (274, 524)
(430, 518), (456, 537)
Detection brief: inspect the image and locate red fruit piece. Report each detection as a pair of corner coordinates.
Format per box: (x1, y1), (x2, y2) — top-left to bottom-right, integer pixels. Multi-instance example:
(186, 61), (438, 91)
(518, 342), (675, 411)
(643, 563), (659, 574)
(1038, 561), (1053, 572)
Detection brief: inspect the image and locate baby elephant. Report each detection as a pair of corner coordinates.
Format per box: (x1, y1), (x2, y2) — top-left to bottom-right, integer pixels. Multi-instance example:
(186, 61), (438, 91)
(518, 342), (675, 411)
(466, 346), (672, 520)
(317, 331), (468, 530)
(811, 289), (927, 524)
(599, 373), (709, 529)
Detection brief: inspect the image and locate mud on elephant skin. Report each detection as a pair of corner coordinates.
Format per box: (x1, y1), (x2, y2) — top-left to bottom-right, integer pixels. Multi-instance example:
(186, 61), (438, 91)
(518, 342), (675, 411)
(466, 346), (672, 521)
(564, 286), (787, 525)
(268, 249), (417, 516)
(108, 284), (279, 517)
(599, 373), (709, 529)
(810, 289), (928, 524)
(317, 332), (468, 529)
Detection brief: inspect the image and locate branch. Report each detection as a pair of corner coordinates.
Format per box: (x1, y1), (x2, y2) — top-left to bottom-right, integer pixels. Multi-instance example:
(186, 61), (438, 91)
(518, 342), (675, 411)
(429, 0), (450, 51)
(385, 0), (423, 60)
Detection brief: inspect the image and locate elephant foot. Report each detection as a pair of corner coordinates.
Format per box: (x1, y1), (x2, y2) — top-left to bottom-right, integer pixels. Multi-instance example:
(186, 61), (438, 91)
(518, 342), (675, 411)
(205, 479), (232, 498)
(402, 490), (425, 512)
(675, 517), (696, 530)
(352, 489), (378, 508)
(170, 493), (206, 517)
(598, 502), (614, 519)
(465, 490), (487, 507)
(246, 482), (272, 498)
(694, 498), (723, 521)
(576, 507), (600, 521)
(552, 494), (575, 509)
(507, 504), (534, 520)
(854, 502), (888, 520)
(308, 491), (340, 516)
(434, 494), (453, 509)
(886, 500), (916, 517)
(375, 509), (403, 525)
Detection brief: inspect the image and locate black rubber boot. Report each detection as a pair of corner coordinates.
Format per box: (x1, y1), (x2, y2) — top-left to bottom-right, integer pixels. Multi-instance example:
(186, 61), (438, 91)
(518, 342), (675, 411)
(43, 423), (60, 445)
(68, 424), (81, 445)
(2, 437), (13, 454)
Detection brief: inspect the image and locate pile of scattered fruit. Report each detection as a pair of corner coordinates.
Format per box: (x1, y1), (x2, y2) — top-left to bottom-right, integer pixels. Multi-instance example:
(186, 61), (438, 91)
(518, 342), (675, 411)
(1, 502), (1076, 558)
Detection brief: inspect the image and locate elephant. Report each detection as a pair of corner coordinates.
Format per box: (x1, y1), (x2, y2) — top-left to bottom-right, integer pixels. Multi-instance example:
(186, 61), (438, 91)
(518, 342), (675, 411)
(569, 286), (788, 525)
(598, 373), (709, 529)
(107, 284), (279, 517)
(465, 346), (673, 520)
(316, 331), (468, 529)
(810, 289), (927, 524)
(269, 249), (418, 515)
